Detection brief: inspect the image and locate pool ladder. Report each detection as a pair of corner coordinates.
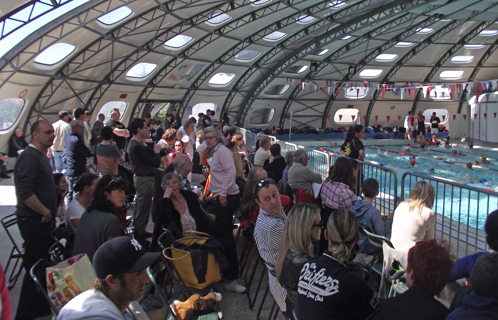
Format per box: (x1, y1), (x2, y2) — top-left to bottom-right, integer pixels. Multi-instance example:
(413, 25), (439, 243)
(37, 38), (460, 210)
(449, 130), (463, 147)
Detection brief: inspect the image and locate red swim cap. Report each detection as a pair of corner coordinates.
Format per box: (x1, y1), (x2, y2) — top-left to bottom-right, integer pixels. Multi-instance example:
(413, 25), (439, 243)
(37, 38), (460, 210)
(452, 150), (457, 155)
(466, 162), (473, 168)
(406, 148), (410, 153)
(410, 159), (416, 165)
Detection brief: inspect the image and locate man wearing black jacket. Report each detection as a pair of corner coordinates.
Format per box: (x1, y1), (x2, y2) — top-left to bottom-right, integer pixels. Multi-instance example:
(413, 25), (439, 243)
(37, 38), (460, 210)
(64, 120), (91, 203)
(127, 118), (168, 247)
(264, 144), (287, 183)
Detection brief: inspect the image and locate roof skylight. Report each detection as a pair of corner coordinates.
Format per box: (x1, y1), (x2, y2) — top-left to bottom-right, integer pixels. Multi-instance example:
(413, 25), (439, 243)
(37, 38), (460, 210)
(479, 30), (498, 36)
(429, 87), (451, 100)
(439, 70), (464, 80)
(264, 84), (290, 95)
(34, 43), (75, 66)
(263, 31), (286, 41)
(286, 65), (309, 74)
(209, 73), (236, 86)
(206, 13), (231, 26)
(126, 63), (157, 79)
(345, 87), (370, 99)
(164, 35), (194, 50)
(234, 50), (261, 62)
(451, 55), (474, 64)
(250, 0), (272, 6)
(375, 53), (398, 62)
(359, 69), (383, 79)
(328, 1), (347, 9)
(97, 6), (133, 25)
(342, 35), (352, 40)
(464, 43), (485, 49)
(416, 27), (434, 34)
(296, 15), (316, 24)
(317, 49), (329, 55)
(395, 41), (414, 47)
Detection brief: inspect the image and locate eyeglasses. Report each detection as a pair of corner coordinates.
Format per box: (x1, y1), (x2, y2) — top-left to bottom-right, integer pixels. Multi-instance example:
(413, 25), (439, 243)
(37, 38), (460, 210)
(106, 177), (123, 190)
(253, 178), (276, 194)
(313, 220), (323, 229)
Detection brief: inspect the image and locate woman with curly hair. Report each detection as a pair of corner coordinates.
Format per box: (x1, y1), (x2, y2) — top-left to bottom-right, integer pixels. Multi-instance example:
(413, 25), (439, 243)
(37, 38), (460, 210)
(379, 239), (455, 320)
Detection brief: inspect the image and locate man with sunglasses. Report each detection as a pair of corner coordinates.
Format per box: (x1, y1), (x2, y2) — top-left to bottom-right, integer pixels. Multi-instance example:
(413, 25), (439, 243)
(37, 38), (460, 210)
(253, 178), (288, 314)
(128, 118), (168, 247)
(203, 127), (245, 293)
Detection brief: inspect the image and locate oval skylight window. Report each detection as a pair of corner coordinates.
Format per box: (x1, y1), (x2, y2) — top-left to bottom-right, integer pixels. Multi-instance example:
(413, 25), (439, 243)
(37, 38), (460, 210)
(234, 50), (261, 62)
(97, 6), (132, 25)
(464, 43), (485, 49)
(206, 13), (231, 26)
(375, 54), (398, 62)
(359, 69), (383, 79)
(263, 31), (286, 41)
(429, 87), (451, 100)
(345, 87), (370, 99)
(164, 35), (194, 50)
(126, 63), (157, 79)
(264, 84), (290, 95)
(416, 27), (434, 34)
(286, 65), (309, 74)
(34, 43), (75, 66)
(451, 55), (474, 64)
(315, 49), (330, 55)
(328, 1), (347, 9)
(250, 0), (272, 6)
(342, 35), (352, 40)
(209, 73), (236, 86)
(296, 15), (316, 24)
(479, 30), (498, 36)
(395, 41), (414, 47)
(439, 70), (464, 80)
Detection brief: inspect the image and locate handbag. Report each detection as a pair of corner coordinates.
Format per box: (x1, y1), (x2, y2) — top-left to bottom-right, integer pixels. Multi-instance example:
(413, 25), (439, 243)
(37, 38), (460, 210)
(46, 253), (96, 311)
(163, 231), (221, 290)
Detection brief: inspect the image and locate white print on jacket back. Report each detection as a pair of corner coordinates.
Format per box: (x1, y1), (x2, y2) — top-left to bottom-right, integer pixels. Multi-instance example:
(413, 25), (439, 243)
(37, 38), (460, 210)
(298, 262), (339, 301)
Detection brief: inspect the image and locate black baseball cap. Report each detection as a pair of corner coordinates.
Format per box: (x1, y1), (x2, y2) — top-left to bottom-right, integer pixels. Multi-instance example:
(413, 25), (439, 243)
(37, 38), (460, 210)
(93, 237), (159, 279)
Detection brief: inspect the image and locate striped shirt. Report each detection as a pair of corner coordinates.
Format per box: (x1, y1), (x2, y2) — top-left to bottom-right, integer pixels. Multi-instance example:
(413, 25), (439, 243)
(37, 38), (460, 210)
(320, 181), (357, 210)
(254, 207), (287, 312)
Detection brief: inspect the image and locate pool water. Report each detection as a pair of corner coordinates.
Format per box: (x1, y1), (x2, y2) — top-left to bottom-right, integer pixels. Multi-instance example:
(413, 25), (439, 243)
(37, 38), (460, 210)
(315, 143), (498, 230)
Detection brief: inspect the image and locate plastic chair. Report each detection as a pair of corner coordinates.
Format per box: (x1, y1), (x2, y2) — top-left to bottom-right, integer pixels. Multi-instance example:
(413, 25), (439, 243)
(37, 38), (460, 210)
(30, 258), (59, 317)
(359, 223), (395, 298)
(1, 213), (25, 289)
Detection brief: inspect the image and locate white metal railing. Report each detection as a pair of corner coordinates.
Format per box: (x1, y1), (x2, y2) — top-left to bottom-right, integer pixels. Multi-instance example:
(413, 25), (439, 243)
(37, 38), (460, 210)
(239, 128), (258, 153)
(401, 172), (498, 258)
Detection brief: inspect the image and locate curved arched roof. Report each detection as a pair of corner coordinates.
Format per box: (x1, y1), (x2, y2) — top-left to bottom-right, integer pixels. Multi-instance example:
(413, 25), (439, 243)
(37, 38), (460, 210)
(1, 0), (498, 134)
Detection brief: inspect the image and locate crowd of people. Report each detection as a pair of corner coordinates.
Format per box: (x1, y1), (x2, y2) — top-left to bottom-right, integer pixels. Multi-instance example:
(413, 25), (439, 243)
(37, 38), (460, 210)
(2, 108), (497, 320)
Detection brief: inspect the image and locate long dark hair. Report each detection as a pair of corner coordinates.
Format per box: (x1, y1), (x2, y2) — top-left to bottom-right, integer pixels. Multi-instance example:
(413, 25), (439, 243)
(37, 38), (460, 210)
(345, 125), (364, 144)
(325, 157), (356, 190)
(89, 174), (128, 213)
(240, 179), (259, 220)
(73, 172), (99, 194)
(53, 173), (65, 206)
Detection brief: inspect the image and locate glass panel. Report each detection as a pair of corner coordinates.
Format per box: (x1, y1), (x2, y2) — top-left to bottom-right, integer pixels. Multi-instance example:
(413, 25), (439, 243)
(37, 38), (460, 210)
(0, 98), (25, 131)
(451, 55), (474, 64)
(249, 108), (275, 124)
(206, 13), (231, 25)
(342, 35), (352, 40)
(97, 6), (132, 25)
(98, 101), (127, 121)
(296, 15), (316, 24)
(263, 31), (286, 41)
(464, 43), (485, 49)
(439, 70), (464, 80)
(479, 30), (498, 36)
(264, 84), (290, 95)
(234, 50), (261, 62)
(250, 0), (272, 5)
(286, 65), (309, 74)
(375, 53), (398, 62)
(209, 73), (236, 86)
(34, 43), (75, 65)
(359, 69), (383, 79)
(395, 41), (414, 47)
(164, 35), (194, 50)
(126, 63), (157, 78)
(416, 27), (433, 34)
(328, 1), (347, 9)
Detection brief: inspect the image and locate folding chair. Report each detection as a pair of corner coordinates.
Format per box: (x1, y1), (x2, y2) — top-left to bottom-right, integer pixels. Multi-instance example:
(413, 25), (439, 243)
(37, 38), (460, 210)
(30, 258), (59, 317)
(359, 223), (396, 298)
(52, 225), (74, 255)
(1, 213), (25, 289)
(49, 242), (71, 264)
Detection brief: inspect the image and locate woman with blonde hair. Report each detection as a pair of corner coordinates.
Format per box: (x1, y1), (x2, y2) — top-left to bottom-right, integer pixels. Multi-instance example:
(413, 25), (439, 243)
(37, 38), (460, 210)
(231, 133), (248, 158)
(383, 180), (436, 273)
(295, 208), (378, 319)
(276, 203), (321, 318)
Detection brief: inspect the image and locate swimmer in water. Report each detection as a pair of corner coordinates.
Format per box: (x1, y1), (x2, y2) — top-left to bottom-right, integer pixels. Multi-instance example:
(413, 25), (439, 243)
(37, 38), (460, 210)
(408, 157), (416, 168)
(465, 173), (480, 184)
(428, 167), (435, 174)
(466, 141), (474, 149)
(444, 136), (451, 148)
(481, 155), (491, 164)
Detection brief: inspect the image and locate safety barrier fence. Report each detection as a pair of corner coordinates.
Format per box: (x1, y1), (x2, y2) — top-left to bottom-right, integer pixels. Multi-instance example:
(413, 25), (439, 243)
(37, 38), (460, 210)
(297, 146), (330, 182)
(239, 128), (258, 153)
(401, 172), (497, 258)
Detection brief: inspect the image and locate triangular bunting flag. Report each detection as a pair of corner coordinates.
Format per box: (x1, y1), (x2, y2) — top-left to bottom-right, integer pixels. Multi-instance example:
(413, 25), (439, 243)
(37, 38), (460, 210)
(400, 88), (405, 100)
(339, 115), (343, 120)
(382, 84), (386, 100)
(357, 88), (360, 98)
(375, 115), (378, 121)
(463, 115), (467, 120)
(363, 115), (367, 122)
(478, 82), (483, 93)
(327, 114), (331, 121)
(474, 114), (477, 119)
(484, 113), (487, 119)
(494, 112), (497, 118)
(486, 93), (490, 102)
(442, 115), (446, 121)
(453, 115), (456, 121)
(386, 116), (390, 122)
(457, 93), (461, 100)
(352, 115), (356, 121)
(398, 116), (401, 120)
